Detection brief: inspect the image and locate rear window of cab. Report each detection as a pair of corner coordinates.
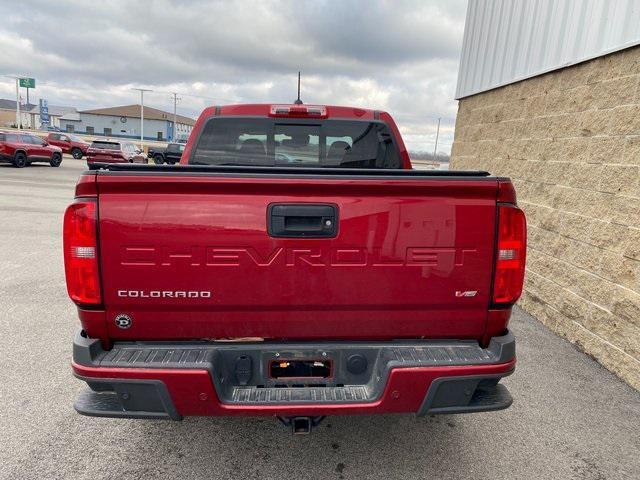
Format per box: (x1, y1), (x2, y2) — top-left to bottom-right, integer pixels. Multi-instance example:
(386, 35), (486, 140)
(191, 118), (401, 169)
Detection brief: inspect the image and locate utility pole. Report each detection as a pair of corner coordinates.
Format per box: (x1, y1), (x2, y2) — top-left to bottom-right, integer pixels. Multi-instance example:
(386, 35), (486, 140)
(132, 88), (152, 149)
(3, 75), (25, 129)
(15, 78), (20, 129)
(433, 117), (441, 160)
(171, 92), (181, 141)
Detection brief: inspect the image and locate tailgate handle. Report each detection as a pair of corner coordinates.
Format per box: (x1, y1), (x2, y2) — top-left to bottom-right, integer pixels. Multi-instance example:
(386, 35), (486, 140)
(268, 204), (338, 238)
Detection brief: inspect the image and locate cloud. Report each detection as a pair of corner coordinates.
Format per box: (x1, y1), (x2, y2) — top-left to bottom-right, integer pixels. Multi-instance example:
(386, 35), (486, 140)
(0, 0), (467, 153)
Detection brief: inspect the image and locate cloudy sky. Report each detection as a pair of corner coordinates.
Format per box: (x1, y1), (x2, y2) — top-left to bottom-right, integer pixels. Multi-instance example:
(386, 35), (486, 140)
(0, 0), (467, 153)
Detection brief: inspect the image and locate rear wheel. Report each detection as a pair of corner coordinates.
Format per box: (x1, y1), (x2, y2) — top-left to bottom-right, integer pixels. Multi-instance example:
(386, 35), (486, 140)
(13, 152), (27, 168)
(50, 153), (62, 167)
(153, 154), (164, 165)
(71, 148), (83, 159)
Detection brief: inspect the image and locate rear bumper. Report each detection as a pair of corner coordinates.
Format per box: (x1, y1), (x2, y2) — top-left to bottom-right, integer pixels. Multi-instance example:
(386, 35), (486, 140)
(72, 330), (516, 420)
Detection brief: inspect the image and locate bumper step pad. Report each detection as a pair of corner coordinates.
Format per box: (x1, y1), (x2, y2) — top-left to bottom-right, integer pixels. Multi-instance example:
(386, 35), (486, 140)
(73, 330), (515, 417)
(231, 385), (369, 404)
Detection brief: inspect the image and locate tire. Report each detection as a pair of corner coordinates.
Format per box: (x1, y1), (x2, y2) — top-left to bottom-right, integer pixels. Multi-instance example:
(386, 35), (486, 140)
(153, 154), (164, 165)
(71, 148), (83, 159)
(13, 152), (27, 168)
(50, 153), (62, 167)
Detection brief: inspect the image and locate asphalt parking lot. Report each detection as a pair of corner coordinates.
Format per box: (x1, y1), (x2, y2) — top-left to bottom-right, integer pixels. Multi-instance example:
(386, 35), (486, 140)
(0, 159), (638, 480)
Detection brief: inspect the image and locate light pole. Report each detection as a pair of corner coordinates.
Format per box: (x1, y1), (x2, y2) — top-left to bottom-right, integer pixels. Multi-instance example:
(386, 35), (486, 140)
(433, 117), (441, 160)
(2, 75), (26, 129)
(15, 78), (20, 129)
(132, 88), (152, 149)
(171, 92), (181, 141)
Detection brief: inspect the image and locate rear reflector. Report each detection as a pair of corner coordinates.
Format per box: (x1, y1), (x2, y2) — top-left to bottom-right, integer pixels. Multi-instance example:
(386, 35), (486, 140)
(498, 249), (516, 261)
(492, 204), (527, 305)
(71, 246), (96, 259)
(63, 199), (101, 306)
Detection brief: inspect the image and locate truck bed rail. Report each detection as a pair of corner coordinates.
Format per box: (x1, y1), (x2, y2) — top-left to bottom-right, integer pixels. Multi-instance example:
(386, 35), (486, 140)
(89, 162), (491, 178)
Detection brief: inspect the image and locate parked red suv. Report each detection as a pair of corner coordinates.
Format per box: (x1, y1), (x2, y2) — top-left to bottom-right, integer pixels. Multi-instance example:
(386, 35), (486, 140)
(86, 140), (148, 169)
(46, 132), (90, 159)
(0, 131), (63, 168)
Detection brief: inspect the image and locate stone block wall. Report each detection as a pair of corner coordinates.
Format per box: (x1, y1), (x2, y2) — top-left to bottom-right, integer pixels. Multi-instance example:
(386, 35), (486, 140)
(451, 46), (640, 389)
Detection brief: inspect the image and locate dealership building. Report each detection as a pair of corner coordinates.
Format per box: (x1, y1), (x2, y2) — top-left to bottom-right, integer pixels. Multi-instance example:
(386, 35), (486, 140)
(451, 0), (640, 388)
(59, 104), (195, 142)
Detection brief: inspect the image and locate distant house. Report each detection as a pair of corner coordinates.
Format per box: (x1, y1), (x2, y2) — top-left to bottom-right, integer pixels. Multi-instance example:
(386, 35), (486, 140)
(59, 104), (195, 141)
(28, 104), (78, 130)
(0, 99), (37, 128)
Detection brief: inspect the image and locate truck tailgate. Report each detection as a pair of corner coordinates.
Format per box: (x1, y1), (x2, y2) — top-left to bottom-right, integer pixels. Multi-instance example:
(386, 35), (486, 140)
(96, 172), (498, 340)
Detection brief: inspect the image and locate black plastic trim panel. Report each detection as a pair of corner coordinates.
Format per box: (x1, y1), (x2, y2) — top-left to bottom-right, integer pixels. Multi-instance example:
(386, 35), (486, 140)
(73, 375), (181, 420)
(417, 371), (514, 416)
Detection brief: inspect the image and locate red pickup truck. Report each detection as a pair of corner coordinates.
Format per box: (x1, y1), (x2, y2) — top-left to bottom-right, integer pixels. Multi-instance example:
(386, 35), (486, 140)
(66, 104), (526, 433)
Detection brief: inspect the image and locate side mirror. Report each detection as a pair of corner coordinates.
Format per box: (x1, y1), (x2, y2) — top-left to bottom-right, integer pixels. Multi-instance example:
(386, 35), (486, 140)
(42, 141), (48, 147)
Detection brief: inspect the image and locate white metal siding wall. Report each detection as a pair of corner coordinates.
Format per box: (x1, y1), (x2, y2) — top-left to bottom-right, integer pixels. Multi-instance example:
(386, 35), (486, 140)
(60, 114), (168, 139)
(456, 0), (640, 99)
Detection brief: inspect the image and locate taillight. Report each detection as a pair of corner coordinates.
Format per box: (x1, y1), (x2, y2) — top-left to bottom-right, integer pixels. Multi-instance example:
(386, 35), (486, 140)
(63, 199), (101, 306)
(112, 152), (124, 160)
(492, 204), (527, 305)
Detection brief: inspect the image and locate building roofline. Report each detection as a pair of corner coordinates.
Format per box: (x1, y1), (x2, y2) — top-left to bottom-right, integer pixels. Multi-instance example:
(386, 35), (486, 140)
(79, 104), (195, 125)
(456, 39), (640, 100)
(455, 0), (640, 100)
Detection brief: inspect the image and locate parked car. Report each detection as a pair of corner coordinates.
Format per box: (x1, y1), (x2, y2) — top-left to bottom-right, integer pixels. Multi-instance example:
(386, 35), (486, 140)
(46, 133), (90, 159)
(86, 140), (148, 169)
(148, 142), (186, 164)
(66, 103), (526, 433)
(0, 131), (63, 168)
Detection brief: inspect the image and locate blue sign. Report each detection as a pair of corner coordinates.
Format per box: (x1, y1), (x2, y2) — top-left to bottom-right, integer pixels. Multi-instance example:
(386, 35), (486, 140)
(167, 120), (173, 140)
(40, 99), (50, 125)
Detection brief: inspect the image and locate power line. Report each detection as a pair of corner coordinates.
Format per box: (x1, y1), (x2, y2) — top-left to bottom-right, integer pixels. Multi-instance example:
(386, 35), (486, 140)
(0, 78), (238, 106)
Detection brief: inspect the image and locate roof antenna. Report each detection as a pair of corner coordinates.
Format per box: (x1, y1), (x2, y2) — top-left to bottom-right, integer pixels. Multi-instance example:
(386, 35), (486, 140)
(294, 71), (303, 104)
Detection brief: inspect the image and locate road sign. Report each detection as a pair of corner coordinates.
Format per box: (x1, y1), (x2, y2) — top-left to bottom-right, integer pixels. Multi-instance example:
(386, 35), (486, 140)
(40, 99), (50, 125)
(19, 78), (35, 88)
